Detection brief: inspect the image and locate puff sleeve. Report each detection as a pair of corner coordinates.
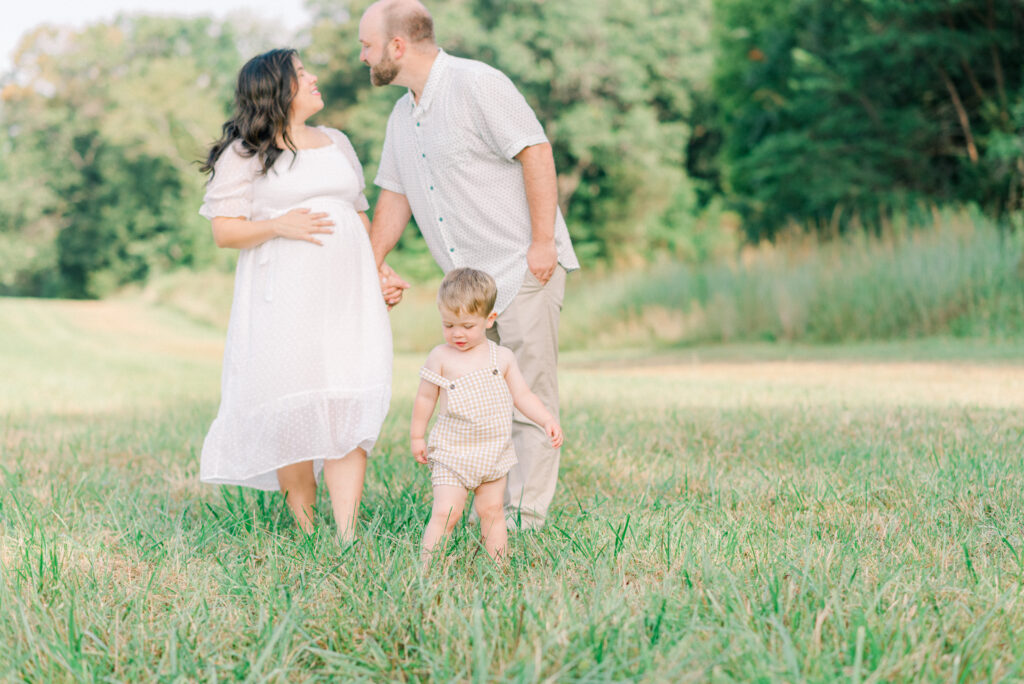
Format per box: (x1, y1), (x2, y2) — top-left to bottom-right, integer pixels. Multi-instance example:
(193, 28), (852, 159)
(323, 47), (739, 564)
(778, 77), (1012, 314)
(324, 127), (371, 212)
(199, 141), (259, 220)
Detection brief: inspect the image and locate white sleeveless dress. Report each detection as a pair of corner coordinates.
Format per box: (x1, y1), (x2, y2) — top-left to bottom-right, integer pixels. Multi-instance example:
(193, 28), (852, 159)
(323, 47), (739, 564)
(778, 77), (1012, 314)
(198, 127), (392, 491)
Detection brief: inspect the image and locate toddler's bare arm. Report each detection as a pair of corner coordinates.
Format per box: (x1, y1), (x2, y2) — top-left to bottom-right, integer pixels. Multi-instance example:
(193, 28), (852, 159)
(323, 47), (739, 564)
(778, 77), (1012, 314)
(411, 353), (442, 463)
(503, 351), (564, 448)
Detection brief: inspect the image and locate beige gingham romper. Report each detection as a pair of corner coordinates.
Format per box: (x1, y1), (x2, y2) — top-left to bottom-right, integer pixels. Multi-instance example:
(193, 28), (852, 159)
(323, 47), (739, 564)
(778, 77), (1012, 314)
(419, 341), (517, 489)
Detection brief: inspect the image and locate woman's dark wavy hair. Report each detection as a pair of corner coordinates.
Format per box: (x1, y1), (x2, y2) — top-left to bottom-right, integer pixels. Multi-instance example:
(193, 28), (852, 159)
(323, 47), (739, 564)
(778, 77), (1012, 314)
(201, 48), (299, 178)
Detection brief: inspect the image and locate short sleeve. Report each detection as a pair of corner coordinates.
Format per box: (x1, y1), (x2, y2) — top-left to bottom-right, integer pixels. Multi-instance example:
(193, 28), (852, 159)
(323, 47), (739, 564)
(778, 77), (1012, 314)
(323, 127), (370, 212)
(199, 141), (259, 220)
(469, 69), (548, 160)
(374, 107), (406, 195)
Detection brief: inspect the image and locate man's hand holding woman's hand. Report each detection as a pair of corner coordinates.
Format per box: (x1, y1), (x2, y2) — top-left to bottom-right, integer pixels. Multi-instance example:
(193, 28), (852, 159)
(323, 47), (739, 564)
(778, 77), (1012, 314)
(274, 208), (334, 245)
(379, 263), (410, 309)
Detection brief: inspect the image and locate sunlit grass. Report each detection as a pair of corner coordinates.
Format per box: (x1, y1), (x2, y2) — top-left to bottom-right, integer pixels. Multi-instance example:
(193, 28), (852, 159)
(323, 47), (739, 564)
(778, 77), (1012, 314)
(1, 297), (1023, 680)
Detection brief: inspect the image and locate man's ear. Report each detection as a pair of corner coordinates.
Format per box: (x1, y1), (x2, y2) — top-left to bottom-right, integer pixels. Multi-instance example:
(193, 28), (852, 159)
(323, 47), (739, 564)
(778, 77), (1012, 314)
(390, 35), (407, 60)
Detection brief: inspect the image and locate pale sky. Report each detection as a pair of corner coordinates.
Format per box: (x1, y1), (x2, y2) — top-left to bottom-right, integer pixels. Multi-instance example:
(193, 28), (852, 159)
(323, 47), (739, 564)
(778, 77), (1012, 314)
(2, 0), (315, 75)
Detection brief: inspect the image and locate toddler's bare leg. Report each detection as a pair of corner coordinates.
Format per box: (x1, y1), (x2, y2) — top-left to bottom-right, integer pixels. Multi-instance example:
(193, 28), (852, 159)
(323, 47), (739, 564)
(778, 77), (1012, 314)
(474, 477), (508, 562)
(322, 448), (367, 543)
(277, 461), (317, 534)
(421, 485), (468, 568)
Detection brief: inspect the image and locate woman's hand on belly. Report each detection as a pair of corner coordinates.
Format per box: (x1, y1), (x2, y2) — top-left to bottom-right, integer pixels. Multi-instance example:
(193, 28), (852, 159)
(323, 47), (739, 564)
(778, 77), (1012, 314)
(272, 208), (335, 246)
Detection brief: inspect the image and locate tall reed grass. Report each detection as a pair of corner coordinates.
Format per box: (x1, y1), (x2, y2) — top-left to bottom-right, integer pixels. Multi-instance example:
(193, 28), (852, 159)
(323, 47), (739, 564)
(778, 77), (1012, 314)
(559, 209), (1024, 349)
(129, 209), (1023, 353)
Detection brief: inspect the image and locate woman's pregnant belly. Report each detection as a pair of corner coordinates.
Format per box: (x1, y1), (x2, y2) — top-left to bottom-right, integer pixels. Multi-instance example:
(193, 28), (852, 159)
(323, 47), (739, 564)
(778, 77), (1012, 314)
(245, 198), (370, 306)
(275, 197), (368, 266)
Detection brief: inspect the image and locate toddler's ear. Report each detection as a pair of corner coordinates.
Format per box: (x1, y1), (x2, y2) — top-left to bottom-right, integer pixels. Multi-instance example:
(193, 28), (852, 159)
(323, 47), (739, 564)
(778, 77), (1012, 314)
(486, 311), (498, 326)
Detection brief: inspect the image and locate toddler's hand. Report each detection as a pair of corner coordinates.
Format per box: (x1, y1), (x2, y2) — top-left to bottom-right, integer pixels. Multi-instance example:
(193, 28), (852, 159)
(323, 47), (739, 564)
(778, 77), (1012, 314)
(411, 437), (428, 464)
(545, 421), (564, 449)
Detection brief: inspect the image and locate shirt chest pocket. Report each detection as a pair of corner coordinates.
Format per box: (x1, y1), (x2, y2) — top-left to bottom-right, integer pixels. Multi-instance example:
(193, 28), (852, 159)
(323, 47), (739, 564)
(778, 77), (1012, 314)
(414, 112), (478, 173)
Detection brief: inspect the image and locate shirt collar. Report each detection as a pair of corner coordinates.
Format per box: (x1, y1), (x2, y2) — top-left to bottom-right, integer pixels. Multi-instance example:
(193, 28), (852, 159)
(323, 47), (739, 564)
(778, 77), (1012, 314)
(411, 48), (448, 117)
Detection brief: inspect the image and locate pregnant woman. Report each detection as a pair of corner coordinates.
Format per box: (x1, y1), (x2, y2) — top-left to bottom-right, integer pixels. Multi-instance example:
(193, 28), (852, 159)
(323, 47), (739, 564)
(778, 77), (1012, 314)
(198, 48), (392, 540)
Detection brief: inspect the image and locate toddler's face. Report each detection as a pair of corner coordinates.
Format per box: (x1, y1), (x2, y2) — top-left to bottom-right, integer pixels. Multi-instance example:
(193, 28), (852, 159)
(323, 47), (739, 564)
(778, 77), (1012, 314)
(439, 307), (496, 352)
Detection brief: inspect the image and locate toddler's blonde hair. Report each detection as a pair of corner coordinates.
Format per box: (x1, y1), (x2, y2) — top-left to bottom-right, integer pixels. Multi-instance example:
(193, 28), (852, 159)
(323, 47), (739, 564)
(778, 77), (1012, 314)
(437, 267), (497, 318)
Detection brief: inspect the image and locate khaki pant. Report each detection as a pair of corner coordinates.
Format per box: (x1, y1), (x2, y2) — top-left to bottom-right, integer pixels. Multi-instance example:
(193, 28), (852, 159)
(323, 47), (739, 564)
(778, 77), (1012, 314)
(487, 265), (567, 530)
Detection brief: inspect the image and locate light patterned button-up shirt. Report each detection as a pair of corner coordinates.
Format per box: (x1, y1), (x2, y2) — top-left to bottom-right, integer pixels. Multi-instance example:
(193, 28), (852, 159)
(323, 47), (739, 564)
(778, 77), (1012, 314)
(375, 49), (579, 314)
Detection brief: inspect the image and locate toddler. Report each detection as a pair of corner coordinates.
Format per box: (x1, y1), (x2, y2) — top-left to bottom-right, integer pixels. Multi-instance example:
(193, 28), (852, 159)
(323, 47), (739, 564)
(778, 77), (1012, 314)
(411, 268), (563, 565)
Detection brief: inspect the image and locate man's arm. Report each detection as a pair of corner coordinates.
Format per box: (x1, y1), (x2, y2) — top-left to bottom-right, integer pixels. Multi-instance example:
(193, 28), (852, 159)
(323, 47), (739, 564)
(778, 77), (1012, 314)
(370, 189), (413, 269)
(515, 142), (559, 284)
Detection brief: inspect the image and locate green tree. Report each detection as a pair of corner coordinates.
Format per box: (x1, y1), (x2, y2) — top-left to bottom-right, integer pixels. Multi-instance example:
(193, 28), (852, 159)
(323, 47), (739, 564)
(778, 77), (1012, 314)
(306, 0), (714, 265)
(713, 0), (1024, 239)
(0, 15), (245, 296)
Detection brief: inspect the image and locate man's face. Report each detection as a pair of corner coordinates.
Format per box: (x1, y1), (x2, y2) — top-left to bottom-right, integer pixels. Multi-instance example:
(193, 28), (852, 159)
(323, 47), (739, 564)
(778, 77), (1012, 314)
(358, 11), (400, 86)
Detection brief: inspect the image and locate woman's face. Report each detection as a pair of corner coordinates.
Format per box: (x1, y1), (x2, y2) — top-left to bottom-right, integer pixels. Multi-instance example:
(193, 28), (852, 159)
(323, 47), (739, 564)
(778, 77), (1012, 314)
(289, 56), (323, 122)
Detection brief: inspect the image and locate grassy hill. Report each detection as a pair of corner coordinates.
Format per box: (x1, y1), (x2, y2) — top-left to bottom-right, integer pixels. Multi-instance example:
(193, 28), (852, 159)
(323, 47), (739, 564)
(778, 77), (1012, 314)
(1, 296), (1023, 680)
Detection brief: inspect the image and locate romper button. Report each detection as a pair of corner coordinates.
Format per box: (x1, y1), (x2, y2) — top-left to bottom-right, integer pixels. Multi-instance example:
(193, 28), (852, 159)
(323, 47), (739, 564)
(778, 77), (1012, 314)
(449, 384), (455, 389)
(493, 369), (498, 375)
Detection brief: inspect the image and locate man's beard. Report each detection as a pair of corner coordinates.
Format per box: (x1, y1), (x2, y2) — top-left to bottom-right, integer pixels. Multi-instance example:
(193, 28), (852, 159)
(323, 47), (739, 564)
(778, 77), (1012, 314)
(370, 52), (399, 86)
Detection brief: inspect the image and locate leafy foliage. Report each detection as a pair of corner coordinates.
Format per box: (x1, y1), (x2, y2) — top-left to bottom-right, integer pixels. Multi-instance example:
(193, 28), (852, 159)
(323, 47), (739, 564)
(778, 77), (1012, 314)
(713, 0), (1024, 238)
(0, 1), (1021, 296)
(0, 16), (245, 296)
(307, 0), (713, 264)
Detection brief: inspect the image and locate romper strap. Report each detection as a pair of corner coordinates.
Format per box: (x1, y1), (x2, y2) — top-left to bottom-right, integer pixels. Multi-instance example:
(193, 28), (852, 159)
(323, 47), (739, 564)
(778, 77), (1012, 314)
(488, 340), (498, 368)
(419, 366), (452, 388)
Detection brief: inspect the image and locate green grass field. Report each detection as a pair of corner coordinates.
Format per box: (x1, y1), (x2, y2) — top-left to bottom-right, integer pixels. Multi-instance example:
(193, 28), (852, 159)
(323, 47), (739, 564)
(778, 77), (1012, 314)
(2, 296), (1024, 681)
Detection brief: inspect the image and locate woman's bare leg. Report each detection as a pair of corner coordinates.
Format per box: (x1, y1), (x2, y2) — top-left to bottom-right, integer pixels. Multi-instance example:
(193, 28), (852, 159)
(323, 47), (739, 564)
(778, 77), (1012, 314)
(277, 461), (317, 534)
(322, 448), (368, 543)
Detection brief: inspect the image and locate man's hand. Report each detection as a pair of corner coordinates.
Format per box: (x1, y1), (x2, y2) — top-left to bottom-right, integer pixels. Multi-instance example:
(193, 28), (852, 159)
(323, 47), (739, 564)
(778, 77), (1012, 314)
(517, 142), (559, 285)
(527, 239), (557, 285)
(379, 263), (410, 309)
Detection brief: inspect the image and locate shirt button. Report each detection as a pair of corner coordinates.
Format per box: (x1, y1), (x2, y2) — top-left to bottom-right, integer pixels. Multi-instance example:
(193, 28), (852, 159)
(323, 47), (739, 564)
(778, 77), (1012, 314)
(421, 153), (426, 158)
(416, 122), (421, 127)
(429, 185), (434, 190)
(438, 217), (443, 222)
(449, 247), (455, 252)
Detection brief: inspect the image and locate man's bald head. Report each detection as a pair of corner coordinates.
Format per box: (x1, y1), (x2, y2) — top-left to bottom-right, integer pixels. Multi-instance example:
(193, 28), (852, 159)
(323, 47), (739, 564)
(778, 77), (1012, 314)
(364, 0), (435, 46)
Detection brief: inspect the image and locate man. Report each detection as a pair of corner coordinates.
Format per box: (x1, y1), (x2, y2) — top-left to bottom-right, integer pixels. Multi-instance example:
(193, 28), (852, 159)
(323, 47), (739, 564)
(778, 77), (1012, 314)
(359, 0), (579, 530)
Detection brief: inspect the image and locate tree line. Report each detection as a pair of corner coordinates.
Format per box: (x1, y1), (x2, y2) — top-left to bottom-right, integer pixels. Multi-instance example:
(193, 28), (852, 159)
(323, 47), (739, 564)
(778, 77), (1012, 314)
(0, 0), (1020, 298)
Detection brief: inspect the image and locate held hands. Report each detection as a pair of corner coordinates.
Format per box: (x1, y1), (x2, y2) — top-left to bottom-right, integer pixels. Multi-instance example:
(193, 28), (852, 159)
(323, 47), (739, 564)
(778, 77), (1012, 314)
(411, 437), (428, 464)
(544, 420), (564, 449)
(379, 263), (411, 309)
(527, 239), (558, 284)
(274, 208), (334, 245)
